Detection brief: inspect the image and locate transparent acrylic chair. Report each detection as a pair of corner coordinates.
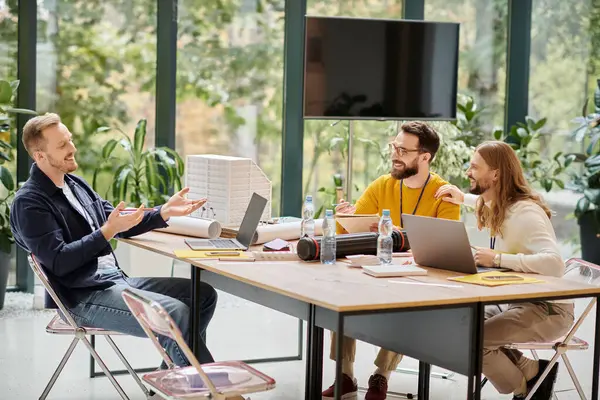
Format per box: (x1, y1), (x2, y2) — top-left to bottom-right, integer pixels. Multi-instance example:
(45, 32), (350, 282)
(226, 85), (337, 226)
(28, 255), (150, 400)
(121, 288), (276, 399)
(481, 258), (599, 400)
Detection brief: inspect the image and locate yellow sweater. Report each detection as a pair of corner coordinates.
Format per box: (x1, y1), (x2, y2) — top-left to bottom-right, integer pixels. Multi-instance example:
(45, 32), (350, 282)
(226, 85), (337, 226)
(343, 172), (460, 231)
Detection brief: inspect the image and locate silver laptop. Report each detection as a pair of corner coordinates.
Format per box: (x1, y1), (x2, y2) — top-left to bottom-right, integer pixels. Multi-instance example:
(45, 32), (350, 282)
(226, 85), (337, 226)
(184, 193), (268, 251)
(401, 214), (509, 274)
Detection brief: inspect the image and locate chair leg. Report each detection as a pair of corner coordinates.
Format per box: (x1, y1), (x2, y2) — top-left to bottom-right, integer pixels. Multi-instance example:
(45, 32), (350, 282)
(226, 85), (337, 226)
(531, 349), (558, 400)
(40, 337), (79, 400)
(562, 353), (587, 400)
(104, 335), (151, 397)
(81, 336), (130, 400)
(524, 352), (561, 400)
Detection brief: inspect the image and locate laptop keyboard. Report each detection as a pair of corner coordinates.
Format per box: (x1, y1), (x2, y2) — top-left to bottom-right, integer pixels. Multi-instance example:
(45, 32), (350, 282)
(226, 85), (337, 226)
(209, 239), (238, 248)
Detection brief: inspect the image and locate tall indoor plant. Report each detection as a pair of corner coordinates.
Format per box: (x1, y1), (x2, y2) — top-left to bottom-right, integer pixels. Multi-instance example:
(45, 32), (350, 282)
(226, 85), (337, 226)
(568, 79), (600, 263)
(93, 118), (185, 207)
(0, 78), (37, 308)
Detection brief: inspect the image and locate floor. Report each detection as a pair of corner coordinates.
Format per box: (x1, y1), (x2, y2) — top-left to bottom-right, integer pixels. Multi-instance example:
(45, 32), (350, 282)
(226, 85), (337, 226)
(0, 286), (597, 400)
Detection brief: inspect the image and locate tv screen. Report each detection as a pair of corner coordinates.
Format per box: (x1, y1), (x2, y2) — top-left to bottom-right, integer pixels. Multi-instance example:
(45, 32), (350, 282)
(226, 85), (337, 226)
(303, 16), (459, 120)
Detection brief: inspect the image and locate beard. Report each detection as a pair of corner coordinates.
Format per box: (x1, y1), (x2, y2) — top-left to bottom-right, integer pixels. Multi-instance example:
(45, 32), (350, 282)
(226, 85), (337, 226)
(469, 178), (490, 195)
(47, 153), (78, 174)
(391, 158), (419, 180)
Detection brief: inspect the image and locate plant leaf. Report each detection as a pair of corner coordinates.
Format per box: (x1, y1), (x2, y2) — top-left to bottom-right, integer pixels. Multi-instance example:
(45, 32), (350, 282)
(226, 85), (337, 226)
(0, 81), (12, 104)
(112, 165), (133, 204)
(96, 126), (111, 133)
(0, 166), (14, 191)
(575, 196), (591, 218)
(102, 139), (118, 159)
(133, 119), (147, 154)
(0, 151), (11, 162)
(532, 118), (547, 131)
(3, 107), (37, 115)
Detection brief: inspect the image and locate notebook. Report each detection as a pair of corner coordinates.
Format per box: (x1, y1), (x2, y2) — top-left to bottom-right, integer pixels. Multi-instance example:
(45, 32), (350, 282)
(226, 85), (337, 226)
(362, 264), (428, 278)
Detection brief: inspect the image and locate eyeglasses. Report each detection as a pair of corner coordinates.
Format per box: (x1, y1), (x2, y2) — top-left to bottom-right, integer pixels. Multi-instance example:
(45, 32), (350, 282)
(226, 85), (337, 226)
(388, 143), (422, 157)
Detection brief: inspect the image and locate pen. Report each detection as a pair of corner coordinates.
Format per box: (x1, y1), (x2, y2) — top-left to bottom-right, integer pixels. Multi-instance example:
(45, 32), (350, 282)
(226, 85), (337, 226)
(207, 251), (240, 256)
(388, 280), (463, 288)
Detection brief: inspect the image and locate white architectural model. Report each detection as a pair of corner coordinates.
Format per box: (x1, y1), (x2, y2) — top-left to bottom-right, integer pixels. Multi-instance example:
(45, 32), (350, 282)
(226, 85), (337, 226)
(185, 154), (272, 227)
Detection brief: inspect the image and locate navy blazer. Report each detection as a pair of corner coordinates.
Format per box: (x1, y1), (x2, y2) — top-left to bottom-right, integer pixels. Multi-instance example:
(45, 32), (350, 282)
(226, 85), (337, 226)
(10, 163), (168, 308)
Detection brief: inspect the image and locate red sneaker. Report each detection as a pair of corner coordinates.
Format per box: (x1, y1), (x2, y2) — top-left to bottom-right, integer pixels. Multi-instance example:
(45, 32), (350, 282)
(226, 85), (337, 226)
(321, 373), (358, 400)
(365, 374), (388, 400)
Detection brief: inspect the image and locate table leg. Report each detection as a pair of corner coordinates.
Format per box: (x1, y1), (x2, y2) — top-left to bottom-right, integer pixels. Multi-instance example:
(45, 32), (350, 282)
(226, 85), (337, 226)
(418, 362), (431, 400)
(468, 303), (484, 400)
(190, 265), (202, 360)
(305, 305), (314, 400)
(592, 296), (600, 400)
(334, 314), (344, 400)
(307, 305), (324, 399)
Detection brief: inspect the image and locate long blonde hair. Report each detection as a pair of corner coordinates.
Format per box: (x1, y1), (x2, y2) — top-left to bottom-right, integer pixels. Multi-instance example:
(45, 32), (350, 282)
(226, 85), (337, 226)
(474, 141), (551, 237)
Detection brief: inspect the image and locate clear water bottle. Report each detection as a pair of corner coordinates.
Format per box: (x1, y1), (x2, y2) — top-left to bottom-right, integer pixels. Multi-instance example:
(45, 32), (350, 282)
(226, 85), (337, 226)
(377, 209), (393, 264)
(301, 195), (315, 237)
(321, 209), (336, 264)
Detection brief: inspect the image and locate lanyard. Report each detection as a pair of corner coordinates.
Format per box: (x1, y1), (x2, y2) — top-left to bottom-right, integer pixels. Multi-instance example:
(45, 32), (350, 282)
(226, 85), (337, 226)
(490, 237), (496, 250)
(399, 173), (431, 227)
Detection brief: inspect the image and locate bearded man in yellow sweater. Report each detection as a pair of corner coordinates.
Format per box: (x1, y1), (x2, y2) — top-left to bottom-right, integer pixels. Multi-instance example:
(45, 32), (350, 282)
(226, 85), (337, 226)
(322, 121), (460, 400)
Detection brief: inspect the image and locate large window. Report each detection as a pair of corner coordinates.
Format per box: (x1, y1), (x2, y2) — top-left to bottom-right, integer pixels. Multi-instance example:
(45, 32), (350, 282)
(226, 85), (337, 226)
(176, 0), (285, 216)
(37, 0), (157, 190)
(304, 1), (403, 216)
(529, 0), (597, 153)
(426, 0), (508, 130)
(0, 0), (18, 288)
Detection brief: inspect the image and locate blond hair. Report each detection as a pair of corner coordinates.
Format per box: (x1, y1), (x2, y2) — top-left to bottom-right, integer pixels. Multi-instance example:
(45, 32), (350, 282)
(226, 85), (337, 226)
(22, 113), (61, 157)
(474, 141), (552, 237)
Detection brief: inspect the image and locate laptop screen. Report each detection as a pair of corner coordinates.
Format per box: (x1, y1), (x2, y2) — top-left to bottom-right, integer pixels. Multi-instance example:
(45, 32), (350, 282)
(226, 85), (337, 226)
(236, 193), (268, 247)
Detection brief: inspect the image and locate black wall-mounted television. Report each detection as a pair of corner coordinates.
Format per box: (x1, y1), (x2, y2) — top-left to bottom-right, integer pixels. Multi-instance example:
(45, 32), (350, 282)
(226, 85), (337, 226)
(303, 16), (460, 121)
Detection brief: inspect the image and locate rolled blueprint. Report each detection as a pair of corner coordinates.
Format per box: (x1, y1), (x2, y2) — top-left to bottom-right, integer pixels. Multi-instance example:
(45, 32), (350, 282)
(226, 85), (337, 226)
(155, 216), (222, 239)
(251, 219), (324, 245)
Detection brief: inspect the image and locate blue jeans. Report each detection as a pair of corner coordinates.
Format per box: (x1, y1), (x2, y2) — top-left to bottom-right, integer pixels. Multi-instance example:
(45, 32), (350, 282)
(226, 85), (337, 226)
(68, 270), (217, 367)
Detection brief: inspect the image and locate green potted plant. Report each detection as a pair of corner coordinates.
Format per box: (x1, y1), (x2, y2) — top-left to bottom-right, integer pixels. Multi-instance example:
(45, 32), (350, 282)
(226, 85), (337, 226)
(0, 78), (37, 308)
(493, 116), (573, 192)
(93, 118), (184, 207)
(568, 79), (600, 263)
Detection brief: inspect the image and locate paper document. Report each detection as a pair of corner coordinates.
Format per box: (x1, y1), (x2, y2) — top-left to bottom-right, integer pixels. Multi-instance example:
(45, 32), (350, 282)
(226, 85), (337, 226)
(335, 213), (380, 233)
(448, 271), (544, 287)
(363, 265), (427, 278)
(155, 216), (222, 239)
(251, 219), (324, 245)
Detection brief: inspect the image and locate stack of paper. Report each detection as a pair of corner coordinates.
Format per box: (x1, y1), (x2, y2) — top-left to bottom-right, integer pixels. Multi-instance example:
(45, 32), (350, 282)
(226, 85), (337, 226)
(335, 213), (380, 233)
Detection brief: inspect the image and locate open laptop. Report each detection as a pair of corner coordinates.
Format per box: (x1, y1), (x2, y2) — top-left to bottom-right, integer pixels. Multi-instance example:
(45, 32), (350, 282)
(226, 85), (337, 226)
(184, 193), (268, 251)
(401, 214), (509, 274)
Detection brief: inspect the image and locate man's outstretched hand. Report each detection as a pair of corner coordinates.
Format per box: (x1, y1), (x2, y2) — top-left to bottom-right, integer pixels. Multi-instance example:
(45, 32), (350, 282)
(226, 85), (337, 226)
(160, 187), (207, 221)
(101, 202), (145, 240)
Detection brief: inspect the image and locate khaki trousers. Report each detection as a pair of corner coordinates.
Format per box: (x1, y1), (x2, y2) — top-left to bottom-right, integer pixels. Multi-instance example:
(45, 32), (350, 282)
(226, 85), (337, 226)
(329, 332), (402, 371)
(483, 303), (574, 394)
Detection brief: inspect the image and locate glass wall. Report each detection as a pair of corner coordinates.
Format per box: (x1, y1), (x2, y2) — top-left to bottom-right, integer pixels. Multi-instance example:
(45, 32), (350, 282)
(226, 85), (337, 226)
(304, 0), (403, 217)
(426, 0), (507, 130)
(37, 0), (157, 192)
(529, 0), (597, 154)
(176, 0), (285, 216)
(0, 0), (18, 287)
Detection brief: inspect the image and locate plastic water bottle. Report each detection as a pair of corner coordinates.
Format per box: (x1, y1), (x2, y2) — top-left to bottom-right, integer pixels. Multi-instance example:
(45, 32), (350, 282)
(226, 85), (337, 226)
(377, 209), (393, 264)
(301, 195), (315, 237)
(321, 209), (336, 264)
